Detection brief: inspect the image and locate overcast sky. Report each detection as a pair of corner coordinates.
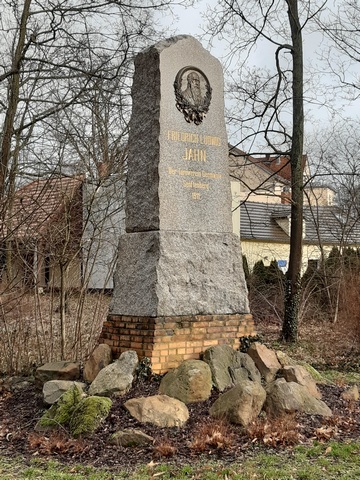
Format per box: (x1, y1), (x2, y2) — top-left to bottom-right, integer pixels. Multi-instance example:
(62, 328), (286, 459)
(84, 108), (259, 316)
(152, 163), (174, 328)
(156, 1), (360, 152)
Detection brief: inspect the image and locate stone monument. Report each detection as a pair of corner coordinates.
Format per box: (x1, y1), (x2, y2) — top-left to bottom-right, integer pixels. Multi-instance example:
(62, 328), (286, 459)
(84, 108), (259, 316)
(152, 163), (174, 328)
(100, 36), (255, 373)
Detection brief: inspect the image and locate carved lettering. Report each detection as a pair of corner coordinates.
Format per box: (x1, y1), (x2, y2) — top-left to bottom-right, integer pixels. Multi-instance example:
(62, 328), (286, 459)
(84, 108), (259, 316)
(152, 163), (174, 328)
(182, 148), (207, 162)
(167, 130), (221, 147)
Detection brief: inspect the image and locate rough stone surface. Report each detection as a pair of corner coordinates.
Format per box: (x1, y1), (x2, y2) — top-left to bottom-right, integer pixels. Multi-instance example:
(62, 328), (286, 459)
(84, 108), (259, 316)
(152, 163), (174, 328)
(109, 35), (249, 318)
(125, 35), (232, 234)
(209, 381), (266, 426)
(110, 231), (249, 317)
(276, 350), (296, 367)
(35, 361), (80, 388)
(43, 380), (86, 405)
(159, 360), (212, 403)
(281, 365), (322, 399)
(265, 378), (332, 417)
(341, 385), (359, 402)
(109, 429), (154, 447)
(36, 384), (83, 432)
(247, 343), (281, 383)
(70, 396), (112, 438)
(203, 344), (261, 391)
(89, 351), (138, 397)
(83, 344), (112, 383)
(124, 395), (189, 427)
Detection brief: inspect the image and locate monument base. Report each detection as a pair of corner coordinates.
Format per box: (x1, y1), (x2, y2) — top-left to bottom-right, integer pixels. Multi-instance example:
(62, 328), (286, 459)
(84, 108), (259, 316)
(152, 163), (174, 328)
(99, 313), (255, 373)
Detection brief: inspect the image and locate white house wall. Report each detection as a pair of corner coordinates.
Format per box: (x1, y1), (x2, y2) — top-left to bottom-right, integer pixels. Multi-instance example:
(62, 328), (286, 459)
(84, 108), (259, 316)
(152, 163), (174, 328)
(82, 177), (125, 290)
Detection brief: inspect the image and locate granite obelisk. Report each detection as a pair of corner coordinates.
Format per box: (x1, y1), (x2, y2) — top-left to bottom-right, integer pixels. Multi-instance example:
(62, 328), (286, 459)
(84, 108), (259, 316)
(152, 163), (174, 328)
(100, 36), (254, 373)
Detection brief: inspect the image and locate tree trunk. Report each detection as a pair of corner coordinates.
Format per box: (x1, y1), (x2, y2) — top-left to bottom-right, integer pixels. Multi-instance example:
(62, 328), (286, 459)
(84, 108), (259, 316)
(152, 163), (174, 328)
(282, 0), (304, 342)
(0, 0), (31, 198)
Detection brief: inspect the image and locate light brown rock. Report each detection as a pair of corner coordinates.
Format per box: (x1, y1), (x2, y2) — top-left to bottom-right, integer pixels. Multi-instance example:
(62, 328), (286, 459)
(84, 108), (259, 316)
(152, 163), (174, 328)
(341, 385), (359, 402)
(124, 395), (189, 427)
(209, 380), (266, 426)
(83, 344), (112, 383)
(35, 361), (80, 388)
(159, 360), (212, 403)
(247, 342), (281, 383)
(281, 365), (322, 399)
(109, 429), (154, 447)
(276, 350), (296, 367)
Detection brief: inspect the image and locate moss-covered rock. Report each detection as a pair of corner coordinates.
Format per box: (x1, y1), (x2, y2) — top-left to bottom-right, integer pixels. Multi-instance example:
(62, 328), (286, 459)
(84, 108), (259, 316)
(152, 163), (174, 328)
(301, 363), (325, 383)
(36, 384), (83, 431)
(70, 396), (112, 438)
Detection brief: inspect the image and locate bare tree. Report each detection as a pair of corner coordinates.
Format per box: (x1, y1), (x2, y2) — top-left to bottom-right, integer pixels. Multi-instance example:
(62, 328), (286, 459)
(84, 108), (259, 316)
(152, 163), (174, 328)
(204, 0), (324, 340)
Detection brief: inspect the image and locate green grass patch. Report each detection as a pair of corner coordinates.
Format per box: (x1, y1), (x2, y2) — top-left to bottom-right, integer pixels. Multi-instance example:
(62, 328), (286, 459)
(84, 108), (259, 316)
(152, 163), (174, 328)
(1, 441), (360, 479)
(321, 370), (360, 385)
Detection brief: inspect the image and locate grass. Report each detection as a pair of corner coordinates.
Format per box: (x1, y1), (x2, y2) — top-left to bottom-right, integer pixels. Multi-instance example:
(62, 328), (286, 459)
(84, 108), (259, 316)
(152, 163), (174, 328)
(1, 441), (360, 479)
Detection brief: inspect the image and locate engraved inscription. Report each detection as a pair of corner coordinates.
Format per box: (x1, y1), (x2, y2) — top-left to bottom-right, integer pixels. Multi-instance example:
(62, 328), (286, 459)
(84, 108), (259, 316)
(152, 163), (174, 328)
(167, 130), (221, 147)
(182, 148), (206, 162)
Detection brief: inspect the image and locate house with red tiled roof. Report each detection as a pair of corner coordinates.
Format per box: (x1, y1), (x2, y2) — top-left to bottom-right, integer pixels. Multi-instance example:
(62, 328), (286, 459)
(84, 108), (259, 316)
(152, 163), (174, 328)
(1, 175), (124, 290)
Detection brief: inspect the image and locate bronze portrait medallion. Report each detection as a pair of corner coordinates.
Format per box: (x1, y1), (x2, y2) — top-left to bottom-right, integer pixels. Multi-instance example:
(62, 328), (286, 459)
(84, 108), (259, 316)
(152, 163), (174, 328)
(174, 66), (212, 125)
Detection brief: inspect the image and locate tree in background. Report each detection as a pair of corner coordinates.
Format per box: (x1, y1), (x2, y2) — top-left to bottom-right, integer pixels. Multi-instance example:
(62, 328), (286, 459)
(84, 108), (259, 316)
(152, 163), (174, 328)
(205, 0), (321, 341)
(0, 0), (191, 372)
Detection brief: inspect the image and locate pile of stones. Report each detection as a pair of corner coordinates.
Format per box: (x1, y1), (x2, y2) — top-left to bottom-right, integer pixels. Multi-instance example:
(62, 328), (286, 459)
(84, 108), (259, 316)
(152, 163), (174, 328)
(33, 341), (356, 445)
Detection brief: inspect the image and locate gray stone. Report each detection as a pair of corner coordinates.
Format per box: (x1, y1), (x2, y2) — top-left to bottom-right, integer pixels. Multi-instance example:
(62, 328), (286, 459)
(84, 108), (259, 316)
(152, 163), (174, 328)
(35, 361), (80, 388)
(109, 35), (249, 318)
(111, 233), (248, 317)
(209, 381), (266, 426)
(43, 380), (86, 405)
(125, 35), (233, 234)
(203, 344), (261, 391)
(83, 344), (112, 383)
(265, 378), (332, 417)
(247, 343), (281, 383)
(109, 429), (154, 447)
(124, 395), (189, 427)
(89, 351), (138, 397)
(159, 360), (212, 403)
(281, 365), (322, 399)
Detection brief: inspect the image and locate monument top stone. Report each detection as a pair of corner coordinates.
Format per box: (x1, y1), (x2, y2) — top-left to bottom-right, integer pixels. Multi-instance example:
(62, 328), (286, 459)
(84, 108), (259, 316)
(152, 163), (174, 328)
(126, 35), (233, 235)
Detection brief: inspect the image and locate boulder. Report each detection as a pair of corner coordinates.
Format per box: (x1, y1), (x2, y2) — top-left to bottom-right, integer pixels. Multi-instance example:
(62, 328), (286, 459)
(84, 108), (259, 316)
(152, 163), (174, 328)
(276, 350), (296, 367)
(70, 396), (112, 438)
(109, 429), (154, 447)
(247, 343), (281, 383)
(89, 350), (138, 397)
(203, 344), (261, 391)
(159, 360), (212, 403)
(36, 384), (83, 431)
(124, 395), (189, 427)
(341, 385), (359, 402)
(35, 361), (80, 388)
(265, 378), (332, 417)
(281, 365), (322, 399)
(43, 380), (86, 405)
(83, 344), (112, 383)
(209, 380), (266, 426)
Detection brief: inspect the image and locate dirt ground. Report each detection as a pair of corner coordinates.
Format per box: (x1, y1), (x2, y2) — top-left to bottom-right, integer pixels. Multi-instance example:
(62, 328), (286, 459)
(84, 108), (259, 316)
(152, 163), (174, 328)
(0, 369), (359, 471)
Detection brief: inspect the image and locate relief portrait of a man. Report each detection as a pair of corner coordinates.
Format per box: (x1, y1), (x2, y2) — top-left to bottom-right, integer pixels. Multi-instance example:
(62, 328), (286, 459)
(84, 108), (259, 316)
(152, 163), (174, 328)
(174, 67), (212, 125)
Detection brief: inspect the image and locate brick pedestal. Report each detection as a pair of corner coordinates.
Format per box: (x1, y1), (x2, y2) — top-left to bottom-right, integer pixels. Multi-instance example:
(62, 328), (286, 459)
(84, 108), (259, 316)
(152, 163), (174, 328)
(99, 313), (255, 373)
